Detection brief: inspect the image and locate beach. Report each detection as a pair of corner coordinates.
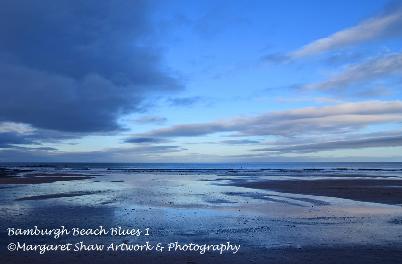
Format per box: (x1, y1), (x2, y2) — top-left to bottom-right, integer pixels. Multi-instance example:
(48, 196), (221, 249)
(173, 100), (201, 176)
(1, 163), (402, 263)
(231, 178), (402, 204)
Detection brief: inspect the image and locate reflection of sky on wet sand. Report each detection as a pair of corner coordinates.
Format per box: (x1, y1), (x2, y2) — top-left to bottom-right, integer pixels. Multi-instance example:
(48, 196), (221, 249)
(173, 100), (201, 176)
(1, 167), (402, 250)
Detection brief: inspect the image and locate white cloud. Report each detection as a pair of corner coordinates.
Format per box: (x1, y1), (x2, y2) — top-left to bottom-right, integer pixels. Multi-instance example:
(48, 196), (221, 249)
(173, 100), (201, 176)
(254, 133), (402, 153)
(139, 100), (402, 137)
(291, 10), (402, 58)
(0, 122), (35, 134)
(304, 52), (402, 91)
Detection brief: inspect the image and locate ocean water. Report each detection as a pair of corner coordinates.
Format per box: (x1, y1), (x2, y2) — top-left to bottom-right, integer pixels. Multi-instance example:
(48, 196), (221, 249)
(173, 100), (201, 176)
(2, 161), (402, 170)
(2, 162), (402, 181)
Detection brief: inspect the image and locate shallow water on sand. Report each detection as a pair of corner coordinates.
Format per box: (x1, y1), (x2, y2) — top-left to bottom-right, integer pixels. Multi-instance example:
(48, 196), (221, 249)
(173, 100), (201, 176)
(1, 163), (402, 254)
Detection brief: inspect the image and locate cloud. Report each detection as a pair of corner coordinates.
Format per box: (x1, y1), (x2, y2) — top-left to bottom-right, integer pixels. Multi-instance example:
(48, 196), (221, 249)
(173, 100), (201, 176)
(260, 53), (290, 63)
(0, 129), (73, 149)
(118, 145), (185, 154)
(304, 52), (402, 91)
(124, 137), (170, 144)
(221, 139), (260, 144)
(262, 7), (402, 63)
(290, 8), (402, 58)
(138, 101), (402, 138)
(253, 134), (402, 153)
(0, 0), (181, 133)
(275, 96), (340, 104)
(168, 96), (204, 107)
(324, 50), (365, 66)
(0, 121), (83, 149)
(133, 115), (167, 125)
(0, 132), (35, 148)
(0, 145), (186, 162)
(0, 122), (35, 134)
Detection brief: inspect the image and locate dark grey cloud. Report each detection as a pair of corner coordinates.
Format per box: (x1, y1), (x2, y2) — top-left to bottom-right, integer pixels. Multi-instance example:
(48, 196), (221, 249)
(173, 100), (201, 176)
(144, 123), (229, 137)
(124, 137), (170, 144)
(0, 132), (34, 148)
(133, 115), (167, 125)
(0, 125), (81, 149)
(0, 0), (181, 133)
(253, 135), (402, 154)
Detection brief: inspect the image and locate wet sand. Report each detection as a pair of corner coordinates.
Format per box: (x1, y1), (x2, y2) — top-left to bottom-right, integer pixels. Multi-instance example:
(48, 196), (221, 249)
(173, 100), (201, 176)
(0, 168), (94, 184)
(15, 191), (107, 201)
(232, 179), (402, 205)
(0, 176), (94, 185)
(1, 165), (402, 264)
(2, 246), (402, 264)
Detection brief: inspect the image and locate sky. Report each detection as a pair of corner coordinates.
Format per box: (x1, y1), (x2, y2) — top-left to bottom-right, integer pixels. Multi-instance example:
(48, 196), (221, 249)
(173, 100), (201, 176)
(0, 0), (402, 162)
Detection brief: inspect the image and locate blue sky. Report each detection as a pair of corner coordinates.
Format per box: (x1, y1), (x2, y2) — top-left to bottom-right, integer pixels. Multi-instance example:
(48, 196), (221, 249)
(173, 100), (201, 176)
(0, 0), (402, 162)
